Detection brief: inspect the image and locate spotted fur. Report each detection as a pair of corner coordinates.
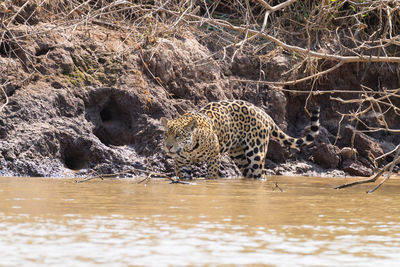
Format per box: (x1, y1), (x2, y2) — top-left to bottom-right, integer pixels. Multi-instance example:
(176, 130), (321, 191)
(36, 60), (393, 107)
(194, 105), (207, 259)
(161, 100), (320, 179)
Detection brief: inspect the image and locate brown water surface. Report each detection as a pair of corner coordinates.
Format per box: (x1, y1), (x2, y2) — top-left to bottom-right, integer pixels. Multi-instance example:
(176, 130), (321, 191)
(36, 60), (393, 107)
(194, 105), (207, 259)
(1, 176), (400, 266)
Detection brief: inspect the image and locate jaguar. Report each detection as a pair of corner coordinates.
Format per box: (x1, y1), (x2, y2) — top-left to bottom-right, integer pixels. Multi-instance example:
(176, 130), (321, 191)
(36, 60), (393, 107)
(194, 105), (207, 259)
(161, 100), (319, 179)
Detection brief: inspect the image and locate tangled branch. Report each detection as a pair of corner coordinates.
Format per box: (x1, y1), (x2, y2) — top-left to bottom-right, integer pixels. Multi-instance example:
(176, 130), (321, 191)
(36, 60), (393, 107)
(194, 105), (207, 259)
(334, 144), (400, 193)
(2, 0), (399, 81)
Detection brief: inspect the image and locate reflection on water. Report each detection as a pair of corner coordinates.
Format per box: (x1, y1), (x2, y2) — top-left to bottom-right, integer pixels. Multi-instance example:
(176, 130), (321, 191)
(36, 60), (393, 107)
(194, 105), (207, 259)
(1, 177), (400, 266)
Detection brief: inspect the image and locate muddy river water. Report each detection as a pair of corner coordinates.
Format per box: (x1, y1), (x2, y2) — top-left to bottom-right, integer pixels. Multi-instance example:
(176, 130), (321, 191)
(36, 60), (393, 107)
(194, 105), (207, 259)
(0, 176), (399, 266)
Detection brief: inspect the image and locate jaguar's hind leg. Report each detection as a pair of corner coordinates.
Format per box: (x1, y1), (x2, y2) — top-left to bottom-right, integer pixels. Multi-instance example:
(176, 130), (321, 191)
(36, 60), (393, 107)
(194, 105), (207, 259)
(243, 143), (268, 179)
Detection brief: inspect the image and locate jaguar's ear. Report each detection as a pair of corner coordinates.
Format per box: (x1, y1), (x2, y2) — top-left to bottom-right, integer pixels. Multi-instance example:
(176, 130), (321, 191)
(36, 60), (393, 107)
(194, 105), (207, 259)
(184, 119), (198, 131)
(161, 117), (169, 128)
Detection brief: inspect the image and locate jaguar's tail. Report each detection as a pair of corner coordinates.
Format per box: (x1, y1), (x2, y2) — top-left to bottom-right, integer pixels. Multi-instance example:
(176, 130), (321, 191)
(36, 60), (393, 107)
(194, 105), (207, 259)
(270, 107), (320, 149)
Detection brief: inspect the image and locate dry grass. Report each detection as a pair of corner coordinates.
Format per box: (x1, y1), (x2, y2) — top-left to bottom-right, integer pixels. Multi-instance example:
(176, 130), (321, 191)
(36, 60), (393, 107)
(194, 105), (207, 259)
(1, 0), (399, 74)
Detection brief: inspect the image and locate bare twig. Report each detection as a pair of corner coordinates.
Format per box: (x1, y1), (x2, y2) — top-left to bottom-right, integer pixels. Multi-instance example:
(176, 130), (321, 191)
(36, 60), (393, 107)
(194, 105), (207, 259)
(375, 143), (400, 161)
(0, 82), (9, 112)
(272, 182), (284, 192)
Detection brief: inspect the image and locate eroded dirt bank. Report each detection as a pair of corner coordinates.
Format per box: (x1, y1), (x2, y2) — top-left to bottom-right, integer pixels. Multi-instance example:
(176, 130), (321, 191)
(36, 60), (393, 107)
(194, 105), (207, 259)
(0, 13), (399, 178)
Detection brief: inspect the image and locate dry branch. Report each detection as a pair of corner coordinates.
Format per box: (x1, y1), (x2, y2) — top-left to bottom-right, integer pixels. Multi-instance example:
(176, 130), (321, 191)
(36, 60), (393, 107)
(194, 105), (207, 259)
(74, 168), (178, 184)
(254, 0), (298, 31)
(233, 60), (345, 86)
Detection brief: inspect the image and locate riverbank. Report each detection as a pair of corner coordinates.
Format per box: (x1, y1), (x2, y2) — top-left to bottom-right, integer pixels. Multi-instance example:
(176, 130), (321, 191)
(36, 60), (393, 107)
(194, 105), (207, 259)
(0, 1), (398, 178)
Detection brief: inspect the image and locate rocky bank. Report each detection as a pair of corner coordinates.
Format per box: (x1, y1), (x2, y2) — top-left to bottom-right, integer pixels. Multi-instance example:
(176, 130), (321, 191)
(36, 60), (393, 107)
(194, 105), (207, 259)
(0, 22), (399, 178)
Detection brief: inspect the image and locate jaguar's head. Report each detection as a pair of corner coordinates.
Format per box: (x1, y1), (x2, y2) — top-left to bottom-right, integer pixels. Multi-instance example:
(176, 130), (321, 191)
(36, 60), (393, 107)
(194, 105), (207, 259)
(160, 115), (198, 157)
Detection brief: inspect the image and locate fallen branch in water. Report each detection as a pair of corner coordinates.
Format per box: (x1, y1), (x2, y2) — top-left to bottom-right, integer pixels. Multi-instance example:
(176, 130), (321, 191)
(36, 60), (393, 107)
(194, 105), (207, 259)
(334, 144), (400, 193)
(75, 169), (137, 183)
(137, 171), (190, 185)
(74, 168), (180, 184)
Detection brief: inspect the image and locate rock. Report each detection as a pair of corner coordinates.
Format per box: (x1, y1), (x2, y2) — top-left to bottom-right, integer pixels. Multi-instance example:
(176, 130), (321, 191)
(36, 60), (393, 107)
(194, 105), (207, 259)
(1, 149), (16, 161)
(231, 54), (258, 79)
(342, 159), (373, 177)
(267, 141), (288, 163)
(262, 87), (287, 125)
(262, 55), (290, 81)
(341, 126), (384, 160)
(339, 147), (358, 160)
(274, 161), (313, 176)
(311, 143), (341, 169)
(143, 36), (230, 103)
(48, 48), (75, 75)
(0, 83), (165, 176)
